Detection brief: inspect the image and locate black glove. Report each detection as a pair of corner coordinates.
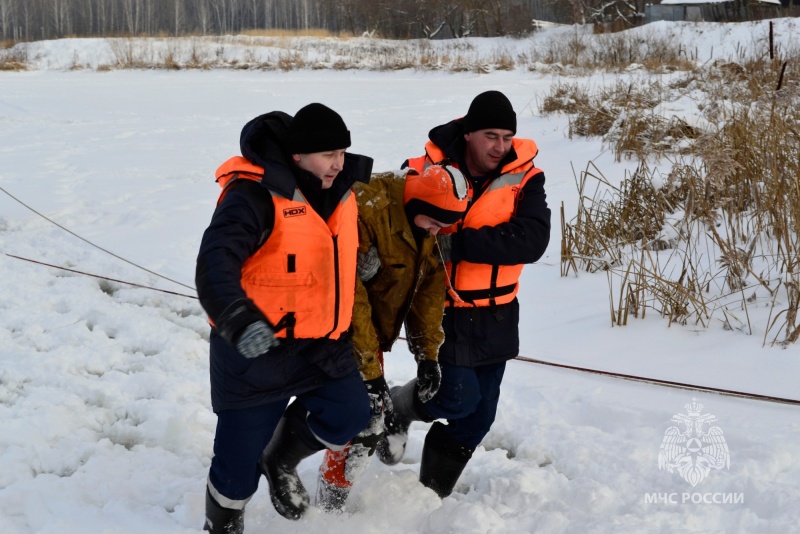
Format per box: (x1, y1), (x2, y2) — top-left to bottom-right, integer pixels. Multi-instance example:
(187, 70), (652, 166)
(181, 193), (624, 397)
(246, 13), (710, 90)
(235, 321), (279, 359)
(215, 298), (264, 346)
(435, 234), (453, 264)
(364, 375), (393, 417)
(356, 245), (381, 282)
(416, 360), (442, 402)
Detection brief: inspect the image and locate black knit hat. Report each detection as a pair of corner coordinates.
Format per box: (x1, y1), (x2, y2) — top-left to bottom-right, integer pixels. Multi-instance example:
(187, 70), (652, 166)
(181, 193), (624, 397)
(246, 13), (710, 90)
(287, 103), (351, 154)
(461, 90), (517, 134)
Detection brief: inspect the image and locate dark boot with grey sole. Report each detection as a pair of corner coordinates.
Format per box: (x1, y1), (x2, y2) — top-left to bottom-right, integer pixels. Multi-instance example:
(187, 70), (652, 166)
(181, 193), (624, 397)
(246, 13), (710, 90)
(259, 401), (325, 520)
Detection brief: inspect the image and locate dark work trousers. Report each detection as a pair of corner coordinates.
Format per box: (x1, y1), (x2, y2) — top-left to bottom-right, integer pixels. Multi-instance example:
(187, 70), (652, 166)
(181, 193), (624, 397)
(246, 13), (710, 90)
(207, 368), (369, 505)
(422, 361), (507, 449)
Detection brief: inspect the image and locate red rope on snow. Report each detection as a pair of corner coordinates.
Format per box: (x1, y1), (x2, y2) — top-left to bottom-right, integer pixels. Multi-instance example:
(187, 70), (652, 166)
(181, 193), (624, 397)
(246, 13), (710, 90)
(512, 355), (800, 406)
(393, 332), (799, 406)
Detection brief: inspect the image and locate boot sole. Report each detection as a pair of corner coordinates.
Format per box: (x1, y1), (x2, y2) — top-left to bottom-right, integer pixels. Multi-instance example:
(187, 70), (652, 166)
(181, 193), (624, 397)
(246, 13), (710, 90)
(261, 458), (310, 520)
(376, 432), (407, 466)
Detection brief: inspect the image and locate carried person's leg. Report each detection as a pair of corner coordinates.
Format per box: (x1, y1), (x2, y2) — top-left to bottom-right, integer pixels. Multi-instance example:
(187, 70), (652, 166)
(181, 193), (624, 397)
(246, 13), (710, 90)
(261, 368), (370, 520)
(316, 410), (384, 512)
(316, 351), (385, 512)
(377, 363), (480, 466)
(374, 379), (434, 465)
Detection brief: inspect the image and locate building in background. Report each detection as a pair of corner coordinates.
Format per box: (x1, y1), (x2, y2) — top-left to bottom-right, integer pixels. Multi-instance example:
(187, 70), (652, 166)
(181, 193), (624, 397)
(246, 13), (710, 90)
(645, 0), (783, 22)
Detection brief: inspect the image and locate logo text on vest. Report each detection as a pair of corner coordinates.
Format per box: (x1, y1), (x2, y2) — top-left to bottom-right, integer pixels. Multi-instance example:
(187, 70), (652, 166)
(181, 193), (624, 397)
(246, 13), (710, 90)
(283, 206), (307, 218)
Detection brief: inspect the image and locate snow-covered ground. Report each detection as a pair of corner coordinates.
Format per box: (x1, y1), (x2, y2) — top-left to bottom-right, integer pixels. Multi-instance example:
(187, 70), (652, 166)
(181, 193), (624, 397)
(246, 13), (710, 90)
(1, 19), (799, 534)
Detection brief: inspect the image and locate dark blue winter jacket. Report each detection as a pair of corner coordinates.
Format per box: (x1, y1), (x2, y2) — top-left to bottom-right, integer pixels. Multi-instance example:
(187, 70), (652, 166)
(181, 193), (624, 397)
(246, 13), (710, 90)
(196, 112), (373, 412)
(404, 118), (551, 367)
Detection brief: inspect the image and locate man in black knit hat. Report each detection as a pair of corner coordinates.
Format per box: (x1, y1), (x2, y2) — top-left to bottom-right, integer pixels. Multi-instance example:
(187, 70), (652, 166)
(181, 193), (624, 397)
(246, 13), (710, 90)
(196, 103), (373, 532)
(377, 90), (551, 499)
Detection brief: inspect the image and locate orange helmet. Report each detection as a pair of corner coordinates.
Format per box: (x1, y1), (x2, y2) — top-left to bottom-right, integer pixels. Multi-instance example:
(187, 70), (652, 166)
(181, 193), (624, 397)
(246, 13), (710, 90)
(403, 165), (469, 225)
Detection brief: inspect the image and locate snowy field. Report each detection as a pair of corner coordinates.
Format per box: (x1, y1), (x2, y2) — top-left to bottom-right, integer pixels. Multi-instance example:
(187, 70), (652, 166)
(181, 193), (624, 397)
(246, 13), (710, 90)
(1, 19), (800, 533)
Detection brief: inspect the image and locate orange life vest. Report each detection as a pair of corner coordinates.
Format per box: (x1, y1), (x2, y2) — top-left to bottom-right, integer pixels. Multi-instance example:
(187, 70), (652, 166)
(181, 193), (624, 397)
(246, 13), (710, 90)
(407, 139), (542, 308)
(214, 156), (358, 339)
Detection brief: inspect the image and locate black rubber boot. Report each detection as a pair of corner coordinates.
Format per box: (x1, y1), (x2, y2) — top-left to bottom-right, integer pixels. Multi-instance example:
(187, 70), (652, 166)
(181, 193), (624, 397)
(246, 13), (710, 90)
(419, 422), (475, 498)
(203, 488), (244, 534)
(376, 379), (430, 465)
(259, 401), (325, 520)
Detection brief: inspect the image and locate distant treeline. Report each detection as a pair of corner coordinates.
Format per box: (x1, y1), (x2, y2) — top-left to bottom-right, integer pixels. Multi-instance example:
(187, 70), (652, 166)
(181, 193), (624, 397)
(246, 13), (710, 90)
(0, 0), (568, 42)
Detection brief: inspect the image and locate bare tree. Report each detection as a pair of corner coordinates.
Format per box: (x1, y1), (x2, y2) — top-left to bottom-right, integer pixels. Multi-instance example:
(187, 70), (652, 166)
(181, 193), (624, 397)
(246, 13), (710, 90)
(196, 0), (211, 34)
(143, 0), (155, 34)
(21, 0), (35, 40)
(173, 0), (182, 35)
(420, 0), (463, 38)
(244, 0), (258, 29)
(228, 0), (242, 33)
(79, 0), (93, 35)
(0, 0), (15, 40)
(318, 0), (385, 35)
(0, 0), (566, 42)
(120, 0), (139, 34)
(49, 0), (73, 37)
(580, 0), (638, 24)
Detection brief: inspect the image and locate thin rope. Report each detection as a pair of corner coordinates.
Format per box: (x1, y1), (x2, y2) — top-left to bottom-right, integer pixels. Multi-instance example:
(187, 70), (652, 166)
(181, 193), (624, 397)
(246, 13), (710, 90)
(6, 181), (792, 405)
(395, 334), (799, 406)
(512, 356), (800, 406)
(0, 185), (194, 290)
(5, 254), (198, 299)
(435, 233), (466, 305)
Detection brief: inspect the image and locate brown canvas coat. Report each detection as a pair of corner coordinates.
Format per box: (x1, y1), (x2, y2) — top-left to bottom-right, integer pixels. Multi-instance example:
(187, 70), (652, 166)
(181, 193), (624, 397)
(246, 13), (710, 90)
(352, 171), (446, 381)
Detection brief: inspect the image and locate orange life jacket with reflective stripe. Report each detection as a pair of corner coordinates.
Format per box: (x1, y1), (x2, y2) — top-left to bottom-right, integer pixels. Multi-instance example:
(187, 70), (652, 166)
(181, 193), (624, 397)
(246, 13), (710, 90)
(407, 139), (541, 308)
(214, 156), (358, 339)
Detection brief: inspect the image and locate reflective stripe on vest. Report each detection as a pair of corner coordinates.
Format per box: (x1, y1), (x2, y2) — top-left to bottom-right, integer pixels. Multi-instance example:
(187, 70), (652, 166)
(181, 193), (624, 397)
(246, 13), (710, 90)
(406, 141), (540, 308)
(215, 156), (264, 204)
(445, 169), (534, 308)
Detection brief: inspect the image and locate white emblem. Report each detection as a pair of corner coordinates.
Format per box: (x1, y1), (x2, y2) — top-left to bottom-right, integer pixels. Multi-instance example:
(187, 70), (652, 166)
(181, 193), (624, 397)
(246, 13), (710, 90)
(658, 398), (730, 487)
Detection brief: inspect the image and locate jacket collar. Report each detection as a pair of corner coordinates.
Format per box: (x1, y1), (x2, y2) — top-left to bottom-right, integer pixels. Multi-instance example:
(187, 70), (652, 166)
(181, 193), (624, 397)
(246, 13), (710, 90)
(427, 118), (538, 177)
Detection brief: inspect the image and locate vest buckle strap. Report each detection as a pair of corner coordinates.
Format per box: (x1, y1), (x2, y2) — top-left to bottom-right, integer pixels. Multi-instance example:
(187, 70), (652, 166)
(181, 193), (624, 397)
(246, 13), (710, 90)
(450, 283), (516, 303)
(273, 312), (297, 340)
